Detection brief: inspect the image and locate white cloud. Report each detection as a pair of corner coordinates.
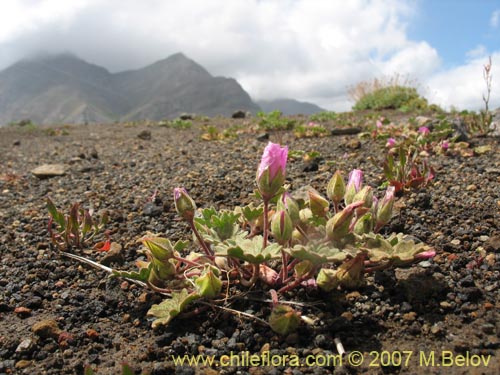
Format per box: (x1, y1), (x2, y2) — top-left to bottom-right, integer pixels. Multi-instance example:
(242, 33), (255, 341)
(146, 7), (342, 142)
(0, 0), (498, 112)
(425, 53), (500, 111)
(491, 9), (500, 28)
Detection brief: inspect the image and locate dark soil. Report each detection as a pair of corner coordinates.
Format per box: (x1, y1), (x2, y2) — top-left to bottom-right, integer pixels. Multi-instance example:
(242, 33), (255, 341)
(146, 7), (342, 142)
(0, 114), (499, 375)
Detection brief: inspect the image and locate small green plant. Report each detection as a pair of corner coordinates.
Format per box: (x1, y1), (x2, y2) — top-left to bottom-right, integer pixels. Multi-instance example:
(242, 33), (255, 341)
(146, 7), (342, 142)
(257, 110), (295, 131)
(380, 145), (435, 193)
(200, 125), (238, 141)
(294, 122), (329, 138)
(309, 111), (337, 122)
(47, 197), (108, 251)
(349, 75), (429, 111)
(160, 118), (192, 129)
(52, 143), (435, 336)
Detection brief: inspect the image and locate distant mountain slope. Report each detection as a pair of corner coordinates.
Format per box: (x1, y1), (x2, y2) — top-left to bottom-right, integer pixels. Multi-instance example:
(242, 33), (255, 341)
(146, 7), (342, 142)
(257, 98), (325, 115)
(0, 52), (259, 125)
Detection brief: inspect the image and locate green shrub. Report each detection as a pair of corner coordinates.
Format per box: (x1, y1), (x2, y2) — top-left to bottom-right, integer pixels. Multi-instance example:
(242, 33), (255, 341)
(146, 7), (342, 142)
(353, 86), (428, 111)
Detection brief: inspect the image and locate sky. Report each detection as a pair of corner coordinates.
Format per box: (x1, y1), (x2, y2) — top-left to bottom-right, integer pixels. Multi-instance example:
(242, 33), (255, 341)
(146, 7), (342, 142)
(0, 0), (499, 112)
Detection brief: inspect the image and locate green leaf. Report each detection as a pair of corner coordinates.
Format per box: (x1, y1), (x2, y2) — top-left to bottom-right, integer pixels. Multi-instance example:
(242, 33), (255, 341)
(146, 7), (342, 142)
(239, 203), (264, 223)
(268, 304), (301, 335)
(286, 243), (346, 266)
(147, 289), (199, 328)
(46, 197), (65, 228)
(215, 236), (281, 264)
(195, 264), (222, 298)
(142, 237), (175, 260)
(112, 264), (152, 282)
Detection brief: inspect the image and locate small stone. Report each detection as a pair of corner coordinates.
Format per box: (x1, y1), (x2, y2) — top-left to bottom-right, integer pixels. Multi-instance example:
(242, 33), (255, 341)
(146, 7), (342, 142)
(479, 235), (489, 242)
(430, 324), (443, 335)
(32, 319), (61, 339)
(179, 113), (194, 120)
(440, 301), (452, 309)
(31, 164), (66, 178)
(260, 343), (270, 353)
(143, 202), (163, 217)
(451, 239), (461, 246)
(232, 110), (246, 119)
(484, 302), (494, 310)
(16, 339), (33, 353)
(14, 306), (32, 317)
(137, 130), (151, 140)
(86, 329), (99, 339)
(100, 242), (124, 266)
(15, 360), (31, 369)
(465, 184), (477, 191)
(13, 140), (21, 146)
(256, 133), (269, 142)
(403, 312), (417, 321)
(485, 235), (500, 252)
(346, 139), (361, 149)
(341, 311), (353, 321)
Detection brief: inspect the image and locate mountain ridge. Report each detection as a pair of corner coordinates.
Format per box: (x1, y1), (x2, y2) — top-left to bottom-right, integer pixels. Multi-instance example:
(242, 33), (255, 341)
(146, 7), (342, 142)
(0, 53), (260, 125)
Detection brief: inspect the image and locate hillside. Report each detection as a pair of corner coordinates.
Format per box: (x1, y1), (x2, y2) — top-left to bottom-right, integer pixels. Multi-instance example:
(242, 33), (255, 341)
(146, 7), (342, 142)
(257, 98), (325, 115)
(0, 53), (260, 125)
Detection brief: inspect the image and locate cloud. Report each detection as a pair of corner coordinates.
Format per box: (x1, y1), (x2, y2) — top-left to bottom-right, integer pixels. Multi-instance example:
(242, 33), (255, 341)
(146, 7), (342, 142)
(0, 0), (498, 112)
(425, 53), (499, 111)
(491, 9), (500, 28)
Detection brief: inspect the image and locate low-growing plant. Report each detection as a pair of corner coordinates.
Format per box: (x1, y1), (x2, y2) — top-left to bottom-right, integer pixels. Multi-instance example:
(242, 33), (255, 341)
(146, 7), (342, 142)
(349, 75), (430, 112)
(159, 118), (193, 129)
(257, 110), (295, 131)
(309, 111), (337, 122)
(50, 143), (435, 335)
(294, 122), (329, 138)
(379, 145), (435, 193)
(200, 125), (238, 141)
(47, 197), (108, 251)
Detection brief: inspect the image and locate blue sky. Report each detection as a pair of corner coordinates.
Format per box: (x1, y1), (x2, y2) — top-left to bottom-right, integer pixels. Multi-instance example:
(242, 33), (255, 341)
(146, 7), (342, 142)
(409, 0), (500, 69)
(0, 0), (499, 111)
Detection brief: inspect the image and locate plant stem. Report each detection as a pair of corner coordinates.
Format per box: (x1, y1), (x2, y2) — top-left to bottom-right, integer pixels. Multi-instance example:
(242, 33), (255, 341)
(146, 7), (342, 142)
(188, 220), (213, 258)
(263, 199), (269, 249)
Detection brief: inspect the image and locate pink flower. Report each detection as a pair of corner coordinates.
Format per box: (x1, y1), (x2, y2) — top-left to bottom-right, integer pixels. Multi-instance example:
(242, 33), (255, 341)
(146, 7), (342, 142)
(418, 126), (430, 136)
(344, 169), (363, 205)
(441, 140), (449, 150)
(376, 120), (383, 129)
(307, 122), (317, 127)
(414, 249), (436, 260)
(386, 138), (396, 148)
(257, 142), (288, 200)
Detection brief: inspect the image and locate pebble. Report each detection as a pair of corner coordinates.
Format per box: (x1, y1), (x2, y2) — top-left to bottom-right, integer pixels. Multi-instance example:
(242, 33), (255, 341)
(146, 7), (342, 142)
(16, 338), (34, 353)
(403, 312), (417, 321)
(137, 130), (151, 140)
(32, 319), (61, 339)
(14, 306), (32, 317)
(100, 242), (124, 266)
(465, 184), (477, 191)
(31, 164), (66, 178)
(15, 360), (31, 369)
(143, 202), (163, 217)
(451, 239), (461, 246)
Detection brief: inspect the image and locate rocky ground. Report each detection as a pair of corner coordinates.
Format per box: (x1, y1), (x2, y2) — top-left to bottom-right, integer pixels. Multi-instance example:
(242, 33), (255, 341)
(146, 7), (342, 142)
(0, 112), (499, 375)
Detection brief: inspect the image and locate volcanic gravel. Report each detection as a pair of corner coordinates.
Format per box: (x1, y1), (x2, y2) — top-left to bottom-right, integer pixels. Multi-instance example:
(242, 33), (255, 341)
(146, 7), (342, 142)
(0, 115), (499, 375)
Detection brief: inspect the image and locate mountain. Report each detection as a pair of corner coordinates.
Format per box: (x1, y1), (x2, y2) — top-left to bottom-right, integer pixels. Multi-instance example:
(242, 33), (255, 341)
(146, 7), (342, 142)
(0, 52), (260, 125)
(257, 98), (325, 115)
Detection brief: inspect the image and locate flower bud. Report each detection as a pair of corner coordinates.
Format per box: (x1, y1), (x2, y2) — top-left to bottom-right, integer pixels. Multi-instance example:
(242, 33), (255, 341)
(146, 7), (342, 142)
(352, 186), (373, 211)
(386, 138), (396, 148)
(418, 126), (430, 136)
(376, 186), (395, 228)
(353, 212), (373, 235)
(325, 201), (364, 241)
(326, 170), (345, 204)
(271, 210), (293, 244)
(173, 187), (196, 221)
(195, 264), (222, 298)
(256, 142), (288, 200)
(344, 169), (363, 205)
(278, 192), (300, 225)
(308, 189), (329, 218)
